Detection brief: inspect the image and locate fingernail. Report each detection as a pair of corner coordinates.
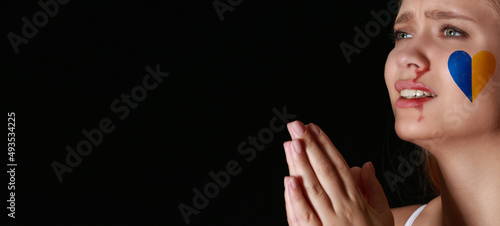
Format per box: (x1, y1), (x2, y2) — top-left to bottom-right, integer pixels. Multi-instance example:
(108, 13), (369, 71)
(291, 121), (305, 136)
(289, 177), (298, 189)
(283, 141), (291, 152)
(308, 123), (322, 136)
(368, 162), (375, 176)
(291, 140), (302, 154)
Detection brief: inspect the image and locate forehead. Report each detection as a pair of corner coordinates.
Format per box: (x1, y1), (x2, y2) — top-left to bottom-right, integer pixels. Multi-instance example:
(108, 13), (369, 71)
(395, 10), (475, 25)
(396, 0), (492, 22)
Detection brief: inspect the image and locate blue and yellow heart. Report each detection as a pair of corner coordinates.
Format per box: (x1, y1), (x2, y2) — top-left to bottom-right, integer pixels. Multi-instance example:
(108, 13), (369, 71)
(448, 50), (496, 102)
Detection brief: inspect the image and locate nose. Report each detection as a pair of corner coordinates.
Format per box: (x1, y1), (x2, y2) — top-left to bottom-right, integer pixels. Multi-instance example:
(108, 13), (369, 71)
(396, 39), (431, 77)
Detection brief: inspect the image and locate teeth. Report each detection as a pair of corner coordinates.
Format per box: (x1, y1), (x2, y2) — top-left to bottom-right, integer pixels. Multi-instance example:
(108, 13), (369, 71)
(400, 89), (436, 99)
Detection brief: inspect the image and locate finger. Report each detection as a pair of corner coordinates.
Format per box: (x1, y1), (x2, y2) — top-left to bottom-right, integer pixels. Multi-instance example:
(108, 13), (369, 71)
(284, 177), (294, 225)
(350, 166), (367, 200)
(290, 138), (336, 218)
(361, 162), (392, 216)
(306, 123), (362, 200)
(286, 176), (321, 226)
(284, 141), (296, 175)
(287, 120), (305, 140)
(288, 121), (347, 205)
(350, 167), (362, 189)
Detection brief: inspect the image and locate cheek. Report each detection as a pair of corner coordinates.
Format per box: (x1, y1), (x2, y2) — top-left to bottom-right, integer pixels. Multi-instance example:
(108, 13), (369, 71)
(433, 51), (469, 104)
(441, 49), (500, 105)
(434, 56), (500, 136)
(384, 50), (398, 99)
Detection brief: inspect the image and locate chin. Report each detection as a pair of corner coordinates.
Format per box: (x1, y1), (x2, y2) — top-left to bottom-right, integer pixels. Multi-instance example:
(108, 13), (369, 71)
(394, 114), (433, 143)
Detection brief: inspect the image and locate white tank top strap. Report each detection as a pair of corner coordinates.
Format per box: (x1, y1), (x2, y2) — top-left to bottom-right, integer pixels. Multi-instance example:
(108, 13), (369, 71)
(404, 204), (427, 226)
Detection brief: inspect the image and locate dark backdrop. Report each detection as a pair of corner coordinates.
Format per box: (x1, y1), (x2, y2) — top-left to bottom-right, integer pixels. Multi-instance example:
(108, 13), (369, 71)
(3, 0), (432, 225)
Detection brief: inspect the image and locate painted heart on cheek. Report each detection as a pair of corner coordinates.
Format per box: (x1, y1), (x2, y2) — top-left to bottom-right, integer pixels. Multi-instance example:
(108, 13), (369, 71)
(448, 50), (496, 102)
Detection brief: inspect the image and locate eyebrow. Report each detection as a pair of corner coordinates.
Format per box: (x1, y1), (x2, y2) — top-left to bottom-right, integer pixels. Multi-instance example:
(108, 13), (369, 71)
(425, 10), (474, 21)
(395, 12), (414, 25)
(394, 10), (475, 26)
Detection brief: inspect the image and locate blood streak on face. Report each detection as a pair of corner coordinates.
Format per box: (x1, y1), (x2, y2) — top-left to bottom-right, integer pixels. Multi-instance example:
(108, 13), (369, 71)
(413, 68), (430, 83)
(413, 68), (430, 121)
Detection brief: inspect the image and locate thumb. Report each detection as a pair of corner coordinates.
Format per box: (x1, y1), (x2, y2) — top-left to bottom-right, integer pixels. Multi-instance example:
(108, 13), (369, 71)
(361, 162), (392, 215)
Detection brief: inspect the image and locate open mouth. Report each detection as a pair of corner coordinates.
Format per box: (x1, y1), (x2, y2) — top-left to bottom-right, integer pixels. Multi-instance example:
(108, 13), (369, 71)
(400, 89), (437, 99)
(395, 80), (438, 109)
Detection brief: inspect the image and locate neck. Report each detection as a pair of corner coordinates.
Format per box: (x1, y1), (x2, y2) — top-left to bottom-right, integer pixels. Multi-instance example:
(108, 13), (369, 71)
(429, 131), (500, 226)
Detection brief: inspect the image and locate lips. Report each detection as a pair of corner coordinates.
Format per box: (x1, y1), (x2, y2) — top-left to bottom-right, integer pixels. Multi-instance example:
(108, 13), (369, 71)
(395, 80), (438, 108)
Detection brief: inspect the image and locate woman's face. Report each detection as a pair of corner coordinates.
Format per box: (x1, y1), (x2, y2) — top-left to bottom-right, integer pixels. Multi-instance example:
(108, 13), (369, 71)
(385, 0), (500, 148)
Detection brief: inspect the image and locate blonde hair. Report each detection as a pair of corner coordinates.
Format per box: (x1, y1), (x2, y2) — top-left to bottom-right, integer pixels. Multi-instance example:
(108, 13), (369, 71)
(424, 149), (440, 193)
(489, 0), (500, 15)
(481, 0), (500, 21)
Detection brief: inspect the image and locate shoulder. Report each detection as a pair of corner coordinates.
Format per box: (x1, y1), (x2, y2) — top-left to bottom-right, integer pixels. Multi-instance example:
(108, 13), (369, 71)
(391, 196), (442, 226)
(391, 205), (422, 226)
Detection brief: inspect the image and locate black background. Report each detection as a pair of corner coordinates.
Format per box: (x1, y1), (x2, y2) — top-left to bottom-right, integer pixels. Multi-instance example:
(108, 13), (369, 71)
(3, 0), (433, 225)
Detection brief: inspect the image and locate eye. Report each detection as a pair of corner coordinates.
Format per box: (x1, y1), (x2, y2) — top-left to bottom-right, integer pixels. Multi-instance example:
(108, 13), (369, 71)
(394, 30), (414, 41)
(441, 25), (469, 38)
(443, 28), (462, 37)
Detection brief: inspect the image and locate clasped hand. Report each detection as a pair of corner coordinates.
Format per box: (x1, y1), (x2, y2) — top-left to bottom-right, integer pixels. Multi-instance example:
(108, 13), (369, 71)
(283, 121), (394, 226)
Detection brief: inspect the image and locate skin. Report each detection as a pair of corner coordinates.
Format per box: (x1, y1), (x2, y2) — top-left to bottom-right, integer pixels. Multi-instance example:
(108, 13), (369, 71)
(283, 122), (393, 225)
(284, 0), (500, 225)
